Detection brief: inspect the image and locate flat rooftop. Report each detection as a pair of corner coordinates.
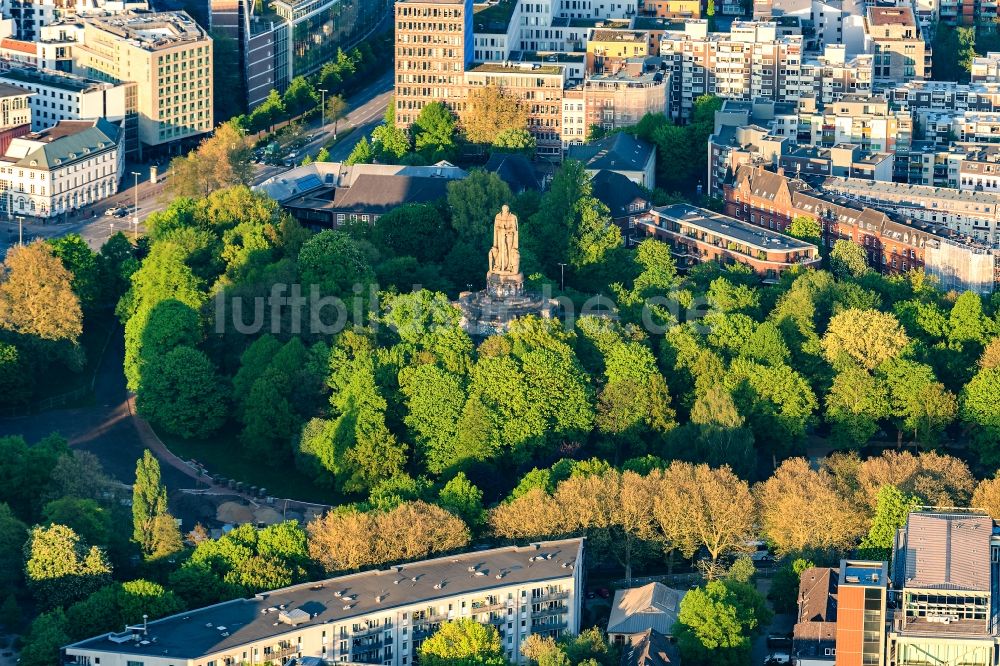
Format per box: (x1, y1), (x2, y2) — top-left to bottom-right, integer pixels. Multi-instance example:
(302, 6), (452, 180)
(867, 5), (917, 26)
(85, 10), (209, 49)
(67, 539), (583, 660)
(652, 203), (817, 251)
(591, 28), (647, 42)
(0, 81), (31, 98)
(510, 50), (586, 64)
(469, 62), (564, 75)
(473, 0), (516, 33)
(840, 560), (887, 588)
(0, 67), (105, 93)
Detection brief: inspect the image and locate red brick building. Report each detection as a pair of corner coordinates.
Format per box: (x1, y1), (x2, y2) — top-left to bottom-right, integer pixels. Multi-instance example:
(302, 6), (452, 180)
(724, 164), (936, 274)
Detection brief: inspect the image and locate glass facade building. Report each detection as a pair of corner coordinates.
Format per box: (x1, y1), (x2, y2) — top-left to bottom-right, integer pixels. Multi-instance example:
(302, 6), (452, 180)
(273, 0), (393, 77)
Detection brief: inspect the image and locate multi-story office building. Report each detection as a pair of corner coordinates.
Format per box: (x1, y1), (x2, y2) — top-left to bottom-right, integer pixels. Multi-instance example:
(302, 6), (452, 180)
(0, 117), (123, 218)
(726, 164), (1000, 293)
(636, 202), (821, 280)
(865, 6), (928, 84)
(0, 0), (147, 42)
(395, 0), (473, 128)
(64, 539), (585, 666)
(71, 12), (212, 154)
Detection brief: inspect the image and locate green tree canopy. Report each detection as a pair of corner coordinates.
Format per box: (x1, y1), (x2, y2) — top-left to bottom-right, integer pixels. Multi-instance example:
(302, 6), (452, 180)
(419, 618), (507, 666)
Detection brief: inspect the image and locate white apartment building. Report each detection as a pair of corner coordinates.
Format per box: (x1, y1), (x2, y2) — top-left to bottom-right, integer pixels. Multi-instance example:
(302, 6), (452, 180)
(972, 52), (1000, 83)
(64, 539), (585, 666)
(0, 67), (133, 132)
(0, 117), (123, 217)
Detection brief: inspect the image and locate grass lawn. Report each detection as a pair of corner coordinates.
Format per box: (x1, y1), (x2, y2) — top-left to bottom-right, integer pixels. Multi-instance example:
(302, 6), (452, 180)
(160, 429), (345, 506)
(32, 310), (117, 407)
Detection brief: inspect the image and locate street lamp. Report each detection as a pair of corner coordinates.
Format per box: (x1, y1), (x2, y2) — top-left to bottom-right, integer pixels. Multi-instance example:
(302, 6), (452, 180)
(131, 171), (140, 238)
(15, 215), (23, 246)
(557, 262), (567, 291)
(109, 221), (114, 238)
(318, 88), (328, 128)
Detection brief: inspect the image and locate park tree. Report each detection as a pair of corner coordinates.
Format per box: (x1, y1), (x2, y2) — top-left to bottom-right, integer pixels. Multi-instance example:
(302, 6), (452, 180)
(949, 291), (991, 346)
(961, 367), (1000, 463)
(61, 579), (184, 642)
(979, 338), (1000, 370)
(372, 203), (454, 263)
(0, 434), (69, 521)
(18, 610), (70, 666)
(412, 102), (458, 162)
(437, 472), (485, 528)
(168, 121), (253, 198)
(855, 450), (975, 510)
(825, 364), (891, 447)
(419, 619), (506, 666)
(769, 558), (815, 614)
(125, 298), (202, 391)
(675, 580), (771, 666)
(882, 358), (957, 446)
(830, 239), (870, 279)
(48, 234), (102, 309)
(298, 229), (374, 300)
(24, 524), (111, 609)
(445, 170), (514, 285)
(42, 498), (110, 549)
(282, 76), (317, 116)
(858, 485), (920, 560)
(821, 309), (909, 370)
(755, 457), (865, 554)
(489, 488), (566, 541)
(0, 503), (26, 593)
(973, 475), (1000, 520)
(132, 450), (182, 560)
(136, 345), (228, 439)
(461, 85), (529, 145)
(326, 94), (348, 137)
(0, 241), (82, 341)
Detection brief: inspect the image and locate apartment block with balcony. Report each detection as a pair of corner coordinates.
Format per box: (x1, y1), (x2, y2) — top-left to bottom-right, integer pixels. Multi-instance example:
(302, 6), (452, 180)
(64, 539), (585, 666)
(637, 202), (821, 281)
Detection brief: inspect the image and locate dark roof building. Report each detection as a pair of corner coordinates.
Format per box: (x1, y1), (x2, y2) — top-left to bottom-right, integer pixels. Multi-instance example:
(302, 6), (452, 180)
(567, 132), (656, 188)
(607, 582), (685, 640)
(484, 152), (540, 193)
(621, 629), (679, 666)
(590, 169), (651, 238)
(793, 567), (839, 665)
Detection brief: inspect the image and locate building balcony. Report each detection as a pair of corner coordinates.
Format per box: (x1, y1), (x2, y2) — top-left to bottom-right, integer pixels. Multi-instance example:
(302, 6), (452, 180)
(532, 605), (569, 619)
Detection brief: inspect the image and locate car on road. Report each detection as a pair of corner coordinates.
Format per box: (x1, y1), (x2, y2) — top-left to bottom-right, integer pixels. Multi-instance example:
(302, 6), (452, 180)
(105, 205), (125, 216)
(113, 207), (130, 218)
(765, 652), (791, 665)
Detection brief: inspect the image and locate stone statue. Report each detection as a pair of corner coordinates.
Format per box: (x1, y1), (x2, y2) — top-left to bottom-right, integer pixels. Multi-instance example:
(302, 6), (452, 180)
(488, 205), (520, 276)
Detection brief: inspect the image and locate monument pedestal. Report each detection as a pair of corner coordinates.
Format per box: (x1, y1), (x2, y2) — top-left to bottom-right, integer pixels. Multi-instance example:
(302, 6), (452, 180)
(454, 204), (557, 336)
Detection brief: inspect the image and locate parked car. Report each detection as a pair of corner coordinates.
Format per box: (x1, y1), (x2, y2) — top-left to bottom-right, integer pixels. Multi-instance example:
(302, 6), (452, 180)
(113, 207), (130, 218)
(767, 635), (792, 650)
(105, 205), (124, 216)
(765, 653), (791, 665)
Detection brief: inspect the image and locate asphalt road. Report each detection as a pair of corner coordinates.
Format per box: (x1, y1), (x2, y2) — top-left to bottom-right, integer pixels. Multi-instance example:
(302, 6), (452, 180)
(305, 70), (394, 163)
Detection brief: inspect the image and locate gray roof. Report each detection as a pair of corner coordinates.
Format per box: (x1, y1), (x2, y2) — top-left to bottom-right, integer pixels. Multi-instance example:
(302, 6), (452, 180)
(607, 583), (684, 636)
(67, 539), (583, 660)
(652, 202), (818, 252)
(897, 512), (993, 591)
(568, 132), (655, 173)
(0, 67), (105, 93)
(6, 118), (121, 169)
(590, 169), (649, 218)
(484, 152), (539, 193)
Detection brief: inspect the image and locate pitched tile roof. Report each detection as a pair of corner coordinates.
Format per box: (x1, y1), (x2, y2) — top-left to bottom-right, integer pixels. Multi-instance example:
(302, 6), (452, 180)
(590, 169), (649, 218)
(5, 118), (121, 170)
(792, 567), (838, 661)
(621, 629), (679, 666)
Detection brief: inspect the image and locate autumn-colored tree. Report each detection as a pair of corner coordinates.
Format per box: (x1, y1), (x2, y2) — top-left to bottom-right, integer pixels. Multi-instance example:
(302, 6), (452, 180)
(972, 475), (1000, 520)
(488, 488), (566, 541)
(754, 457), (865, 554)
(821, 309), (909, 370)
(461, 85), (529, 145)
(0, 241), (82, 341)
(167, 121), (253, 198)
(855, 450), (974, 509)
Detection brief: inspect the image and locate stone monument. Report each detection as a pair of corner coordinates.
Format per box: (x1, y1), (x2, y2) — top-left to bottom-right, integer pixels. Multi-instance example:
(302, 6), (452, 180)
(457, 205), (555, 336)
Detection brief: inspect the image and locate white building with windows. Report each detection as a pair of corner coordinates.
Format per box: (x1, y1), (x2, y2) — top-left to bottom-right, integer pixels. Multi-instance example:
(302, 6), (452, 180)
(63, 539), (584, 666)
(0, 67), (132, 132)
(0, 117), (123, 217)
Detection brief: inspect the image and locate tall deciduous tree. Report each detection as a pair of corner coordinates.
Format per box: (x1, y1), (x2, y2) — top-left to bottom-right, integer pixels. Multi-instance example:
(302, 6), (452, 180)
(461, 85), (529, 145)
(136, 345), (228, 439)
(132, 450), (182, 560)
(167, 121), (253, 198)
(0, 241), (82, 341)
(858, 484), (919, 560)
(412, 102), (457, 162)
(821, 309), (909, 370)
(419, 619), (506, 666)
(24, 524), (111, 609)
